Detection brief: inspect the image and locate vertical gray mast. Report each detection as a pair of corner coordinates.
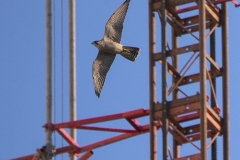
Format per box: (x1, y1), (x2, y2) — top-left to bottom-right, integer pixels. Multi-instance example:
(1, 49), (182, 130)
(46, 0), (54, 159)
(69, 0), (77, 160)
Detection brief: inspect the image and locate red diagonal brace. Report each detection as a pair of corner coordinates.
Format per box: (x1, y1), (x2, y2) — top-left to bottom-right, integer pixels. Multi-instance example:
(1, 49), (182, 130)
(56, 128), (80, 147)
(126, 118), (142, 132)
(76, 123), (161, 153)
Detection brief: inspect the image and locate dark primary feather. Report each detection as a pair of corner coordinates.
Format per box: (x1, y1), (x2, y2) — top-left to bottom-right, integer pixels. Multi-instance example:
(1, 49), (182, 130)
(92, 52), (116, 97)
(104, 0), (131, 43)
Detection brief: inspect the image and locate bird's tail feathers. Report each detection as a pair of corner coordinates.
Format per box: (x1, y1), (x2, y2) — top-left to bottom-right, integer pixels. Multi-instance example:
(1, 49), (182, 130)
(120, 46), (140, 62)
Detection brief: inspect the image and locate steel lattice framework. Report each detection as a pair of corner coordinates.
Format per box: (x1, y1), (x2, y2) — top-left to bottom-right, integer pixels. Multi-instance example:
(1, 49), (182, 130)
(149, 0), (237, 159)
(13, 0), (239, 160)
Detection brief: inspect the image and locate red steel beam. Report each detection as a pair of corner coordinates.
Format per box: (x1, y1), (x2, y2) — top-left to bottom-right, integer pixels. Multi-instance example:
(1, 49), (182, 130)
(174, 113), (200, 123)
(126, 118), (142, 132)
(11, 146), (76, 160)
(56, 128), (80, 147)
(73, 125), (137, 133)
(13, 104), (222, 160)
(51, 109), (149, 129)
(13, 93), (221, 160)
(12, 155), (34, 160)
(78, 128), (150, 153)
(13, 122), (161, 160)
(53, 123), (162, 155)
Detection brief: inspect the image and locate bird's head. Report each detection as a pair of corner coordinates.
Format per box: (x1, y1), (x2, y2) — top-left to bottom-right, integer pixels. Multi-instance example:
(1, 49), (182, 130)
(91, 41), (100, 48)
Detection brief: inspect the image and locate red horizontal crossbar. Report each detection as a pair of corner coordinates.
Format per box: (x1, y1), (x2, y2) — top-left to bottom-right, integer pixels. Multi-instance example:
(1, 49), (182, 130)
(47, 108), (149, 130)
(75, 125), (137, 133)
(175, 113), (200, 123)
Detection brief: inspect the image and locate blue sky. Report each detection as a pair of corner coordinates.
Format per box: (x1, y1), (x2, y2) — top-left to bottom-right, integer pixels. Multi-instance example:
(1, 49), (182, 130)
(0, 0), (240, 160)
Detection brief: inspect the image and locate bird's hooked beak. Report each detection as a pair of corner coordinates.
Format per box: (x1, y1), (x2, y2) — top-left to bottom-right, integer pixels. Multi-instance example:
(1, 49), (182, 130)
(92, 41), (98, 47)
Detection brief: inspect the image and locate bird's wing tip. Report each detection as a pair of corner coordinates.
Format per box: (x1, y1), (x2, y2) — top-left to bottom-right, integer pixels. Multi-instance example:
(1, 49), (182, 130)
(95, 91), (101, 98)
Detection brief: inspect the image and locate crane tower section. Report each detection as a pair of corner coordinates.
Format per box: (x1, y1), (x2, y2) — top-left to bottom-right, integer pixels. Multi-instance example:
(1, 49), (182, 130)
(148, 0), (236, 159)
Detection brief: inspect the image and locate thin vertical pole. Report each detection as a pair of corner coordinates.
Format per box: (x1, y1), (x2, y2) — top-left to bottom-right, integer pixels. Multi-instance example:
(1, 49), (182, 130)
(222, 3), (230, 160)
(210, 30), (217, 160)
(199, 0), (207, 159)
(172, 25), (180, 159)
(46, 0), (53, 159)
(69, 0), (77, 160)
(149, 0), (157, 159)
(161, 0), (168, 159)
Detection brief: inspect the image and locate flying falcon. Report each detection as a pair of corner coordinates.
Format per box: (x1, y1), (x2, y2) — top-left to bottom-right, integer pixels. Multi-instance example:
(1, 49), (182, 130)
(92, 0), (140, 98)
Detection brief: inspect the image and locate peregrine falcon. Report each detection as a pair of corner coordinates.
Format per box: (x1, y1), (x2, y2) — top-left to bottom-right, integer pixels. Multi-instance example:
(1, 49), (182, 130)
(92, 0), (140, 98)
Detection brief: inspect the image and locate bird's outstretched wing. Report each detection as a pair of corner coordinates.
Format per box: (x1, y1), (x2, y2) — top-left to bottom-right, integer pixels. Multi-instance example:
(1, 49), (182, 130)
(104, 0), (131, 43)
(92, 52), (116, 97)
